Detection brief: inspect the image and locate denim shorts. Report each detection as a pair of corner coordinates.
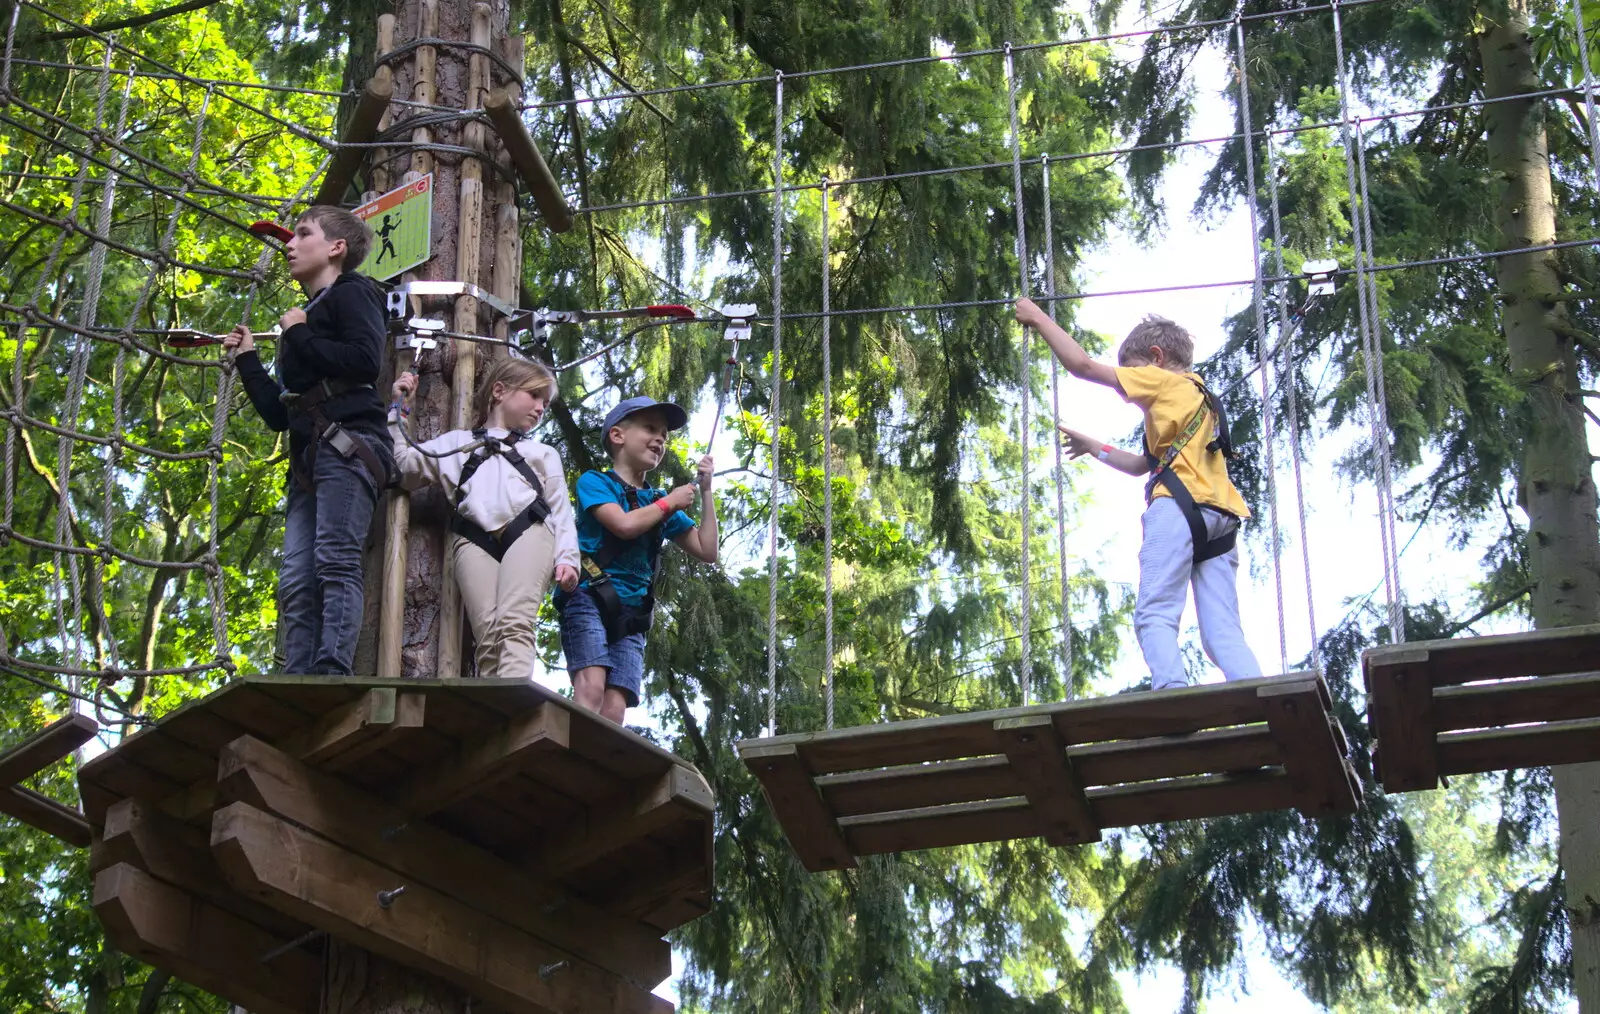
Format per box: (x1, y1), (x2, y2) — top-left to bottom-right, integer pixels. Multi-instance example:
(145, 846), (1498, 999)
(557, 587), (644, 707)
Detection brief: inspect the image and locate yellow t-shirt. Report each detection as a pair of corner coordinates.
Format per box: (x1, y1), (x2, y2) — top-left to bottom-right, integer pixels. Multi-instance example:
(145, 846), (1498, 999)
(1115, 365), (1250, 519)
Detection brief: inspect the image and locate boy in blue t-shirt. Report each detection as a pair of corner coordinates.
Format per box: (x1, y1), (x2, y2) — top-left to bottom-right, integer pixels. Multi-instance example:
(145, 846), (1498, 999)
(558, 396), (718, 723)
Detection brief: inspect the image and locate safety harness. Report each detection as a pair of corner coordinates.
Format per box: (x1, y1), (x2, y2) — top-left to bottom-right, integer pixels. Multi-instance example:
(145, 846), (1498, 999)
(1142, 376), (1239, 564)
(577, 474), (665, 642)
(448, 429), (552, 562)
(282, 378), (389, 493)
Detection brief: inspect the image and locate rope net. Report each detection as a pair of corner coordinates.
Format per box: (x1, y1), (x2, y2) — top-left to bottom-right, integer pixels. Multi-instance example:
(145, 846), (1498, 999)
(1, 0), (1580, 737)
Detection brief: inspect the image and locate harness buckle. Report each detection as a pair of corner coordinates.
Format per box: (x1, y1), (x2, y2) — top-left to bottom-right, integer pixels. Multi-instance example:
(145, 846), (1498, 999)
(324, 423), (360, 458)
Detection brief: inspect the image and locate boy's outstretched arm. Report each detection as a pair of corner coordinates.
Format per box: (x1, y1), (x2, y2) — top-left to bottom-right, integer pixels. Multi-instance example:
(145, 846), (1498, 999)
(1060, 425), (1151, 477)
(673, 455), (718, 564)
(1015, 299), (1123, 394)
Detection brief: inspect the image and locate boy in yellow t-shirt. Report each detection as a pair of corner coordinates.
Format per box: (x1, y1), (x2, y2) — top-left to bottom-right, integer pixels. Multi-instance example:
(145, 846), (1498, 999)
(1014, 299), (1263, 690)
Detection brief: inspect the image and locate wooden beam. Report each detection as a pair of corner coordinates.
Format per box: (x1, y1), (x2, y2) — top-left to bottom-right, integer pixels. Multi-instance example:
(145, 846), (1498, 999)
(390, 702), (570, 817)
(993, 715), (1099, 846)
(211, 803), (672, 1014)
(838, 771), (1303, 858)
(483, 85), (574, 232)
(215, 734), (670, 990)
(93, 863), (321, 1014)
(0, 712), (97, 787)
(1432, 671), (1600, 732)
(814, 725), (1284, 818)
(1435, 716), (1600, 776)
(1364, 624), (1600, 686)
(98, 797), (304, 937)
(1364, 647), (1440, 792)
(277, 687), (426, 769)
(742, 741), (857, 872)
(1087, 769), (1300, 827)
(314, 68), (394, 206)
(740, 673), (1311, 776)
(0, 785), (91, 845)
(530, 764), (713, 878)
(1257, 678), (1360, 816)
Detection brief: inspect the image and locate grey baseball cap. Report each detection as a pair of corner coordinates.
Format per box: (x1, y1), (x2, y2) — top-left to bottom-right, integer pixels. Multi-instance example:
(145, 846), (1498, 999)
(602, 395), (688, 434)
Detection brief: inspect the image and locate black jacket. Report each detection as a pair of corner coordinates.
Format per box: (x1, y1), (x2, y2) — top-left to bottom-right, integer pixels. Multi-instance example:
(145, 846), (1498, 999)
(236, 271), (393, 462)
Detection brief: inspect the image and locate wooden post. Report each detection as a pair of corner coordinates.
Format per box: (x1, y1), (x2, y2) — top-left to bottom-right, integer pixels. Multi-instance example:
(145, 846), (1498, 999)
(339, 0), (531, 1006)
(435, 2), (493, 679)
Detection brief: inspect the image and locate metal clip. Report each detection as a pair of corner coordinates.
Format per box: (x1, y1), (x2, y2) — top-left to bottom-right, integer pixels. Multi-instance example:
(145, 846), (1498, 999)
(1303, 258), (1339, 296)
(721, 303), (756, 344)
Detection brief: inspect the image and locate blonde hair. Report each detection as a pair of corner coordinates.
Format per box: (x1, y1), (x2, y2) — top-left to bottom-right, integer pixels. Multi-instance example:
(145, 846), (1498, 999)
(1118, 314), (1195, 369)
(473, 357), (557, 428)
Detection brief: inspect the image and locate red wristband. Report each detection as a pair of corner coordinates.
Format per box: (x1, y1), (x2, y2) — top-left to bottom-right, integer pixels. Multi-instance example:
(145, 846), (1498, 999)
(655, 498), (672, 516)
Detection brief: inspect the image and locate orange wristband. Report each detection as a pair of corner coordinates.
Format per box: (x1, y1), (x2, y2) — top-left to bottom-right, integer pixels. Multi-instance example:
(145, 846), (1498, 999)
(655, 498), (672, 516)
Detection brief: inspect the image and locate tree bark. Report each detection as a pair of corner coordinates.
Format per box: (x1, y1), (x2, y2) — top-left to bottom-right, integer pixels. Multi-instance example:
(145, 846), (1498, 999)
(340, 0), (520, 1006)
(1478, 2), (1600, 1007)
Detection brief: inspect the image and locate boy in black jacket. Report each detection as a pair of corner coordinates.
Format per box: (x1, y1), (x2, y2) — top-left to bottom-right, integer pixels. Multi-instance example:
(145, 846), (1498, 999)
(223, 206), (393, 675)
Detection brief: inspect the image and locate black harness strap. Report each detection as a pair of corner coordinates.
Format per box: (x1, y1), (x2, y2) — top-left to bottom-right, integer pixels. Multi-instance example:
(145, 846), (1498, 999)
(449, 429), (552, 563)
(580, 474), (667, 637)
(285, 378), (387, 493)
(1143, 377), (1239, 565)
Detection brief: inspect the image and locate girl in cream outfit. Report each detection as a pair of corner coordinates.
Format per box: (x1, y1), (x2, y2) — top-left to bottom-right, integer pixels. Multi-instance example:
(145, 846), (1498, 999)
(390, 358), (579, 679)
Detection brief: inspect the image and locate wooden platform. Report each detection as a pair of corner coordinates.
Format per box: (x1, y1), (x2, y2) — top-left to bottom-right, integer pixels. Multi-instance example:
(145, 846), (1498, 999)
(737, 673), (1359, 872)
(0, 711), (97, 846)
(1364, 624), (1600, 793)
(79, 676), (715, 1014)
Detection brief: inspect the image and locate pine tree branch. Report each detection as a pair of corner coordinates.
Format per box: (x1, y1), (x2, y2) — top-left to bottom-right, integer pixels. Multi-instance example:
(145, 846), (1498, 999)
(1444, 582), (1533, 637)
(558, 29), (673, 126)
(36, 0), (224, 41)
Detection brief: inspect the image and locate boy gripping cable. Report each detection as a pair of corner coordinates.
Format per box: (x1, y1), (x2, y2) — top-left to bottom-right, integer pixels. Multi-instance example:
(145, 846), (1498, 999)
(558, 397), (718, 723)
(224, 206), (393, 676)
(389, 358), (579, 680)
(1014, 299), (1263, 691)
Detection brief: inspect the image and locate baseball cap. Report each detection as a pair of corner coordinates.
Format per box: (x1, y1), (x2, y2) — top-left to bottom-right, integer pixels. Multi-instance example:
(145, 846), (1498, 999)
(602, 396), (688, 435)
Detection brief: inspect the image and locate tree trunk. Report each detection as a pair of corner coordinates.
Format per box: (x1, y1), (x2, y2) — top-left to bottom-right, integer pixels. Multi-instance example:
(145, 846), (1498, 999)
(340, 0), (520, 1006)
(358, 0), (518, 679)
(1478, 2), (1600, 1007)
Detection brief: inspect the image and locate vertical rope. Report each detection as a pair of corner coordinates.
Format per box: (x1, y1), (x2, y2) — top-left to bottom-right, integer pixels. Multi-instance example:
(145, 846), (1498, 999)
(1234, 18), (1288, 674)
(88, 68), (136, 676)
(1264, 133), (1322, 674)
(766, 70), (785, 735)
(1, 2), (19, 99)
(1004, 42), (1034, 705)
(51, 40), (118, 678)
(820, 178), (835, 731)
(1572, 0), (1600, 191)
(1331, 0), (1404, 643)
(1039, 154), (1074, 695)
(1353, 133), (1404, 641)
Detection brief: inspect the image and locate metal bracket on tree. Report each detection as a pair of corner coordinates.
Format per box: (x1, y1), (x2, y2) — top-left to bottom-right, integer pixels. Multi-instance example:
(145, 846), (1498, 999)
(387, 280), (518, 321)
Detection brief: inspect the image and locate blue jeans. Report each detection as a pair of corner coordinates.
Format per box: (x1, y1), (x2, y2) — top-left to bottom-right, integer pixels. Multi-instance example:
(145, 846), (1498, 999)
(279, 446), (380, 675)
(557, 587), (645, 707)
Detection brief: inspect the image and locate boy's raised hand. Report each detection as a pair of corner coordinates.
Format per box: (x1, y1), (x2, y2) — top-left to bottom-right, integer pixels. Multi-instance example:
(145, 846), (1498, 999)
(695, 454), (714, 493)
(280, 307), (307, 330)
(391, 370), (418, 404)
(221, 324), (254, 355)
(663, 482), (697, 512)
(1014, 297), (1048, 329)
(1058, 425), (1099, 459)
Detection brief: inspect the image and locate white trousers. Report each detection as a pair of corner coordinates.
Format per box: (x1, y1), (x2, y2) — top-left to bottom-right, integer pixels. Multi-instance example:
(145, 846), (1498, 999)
(1135, 497), (1263, 690)
(451, 522), (556, 680)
